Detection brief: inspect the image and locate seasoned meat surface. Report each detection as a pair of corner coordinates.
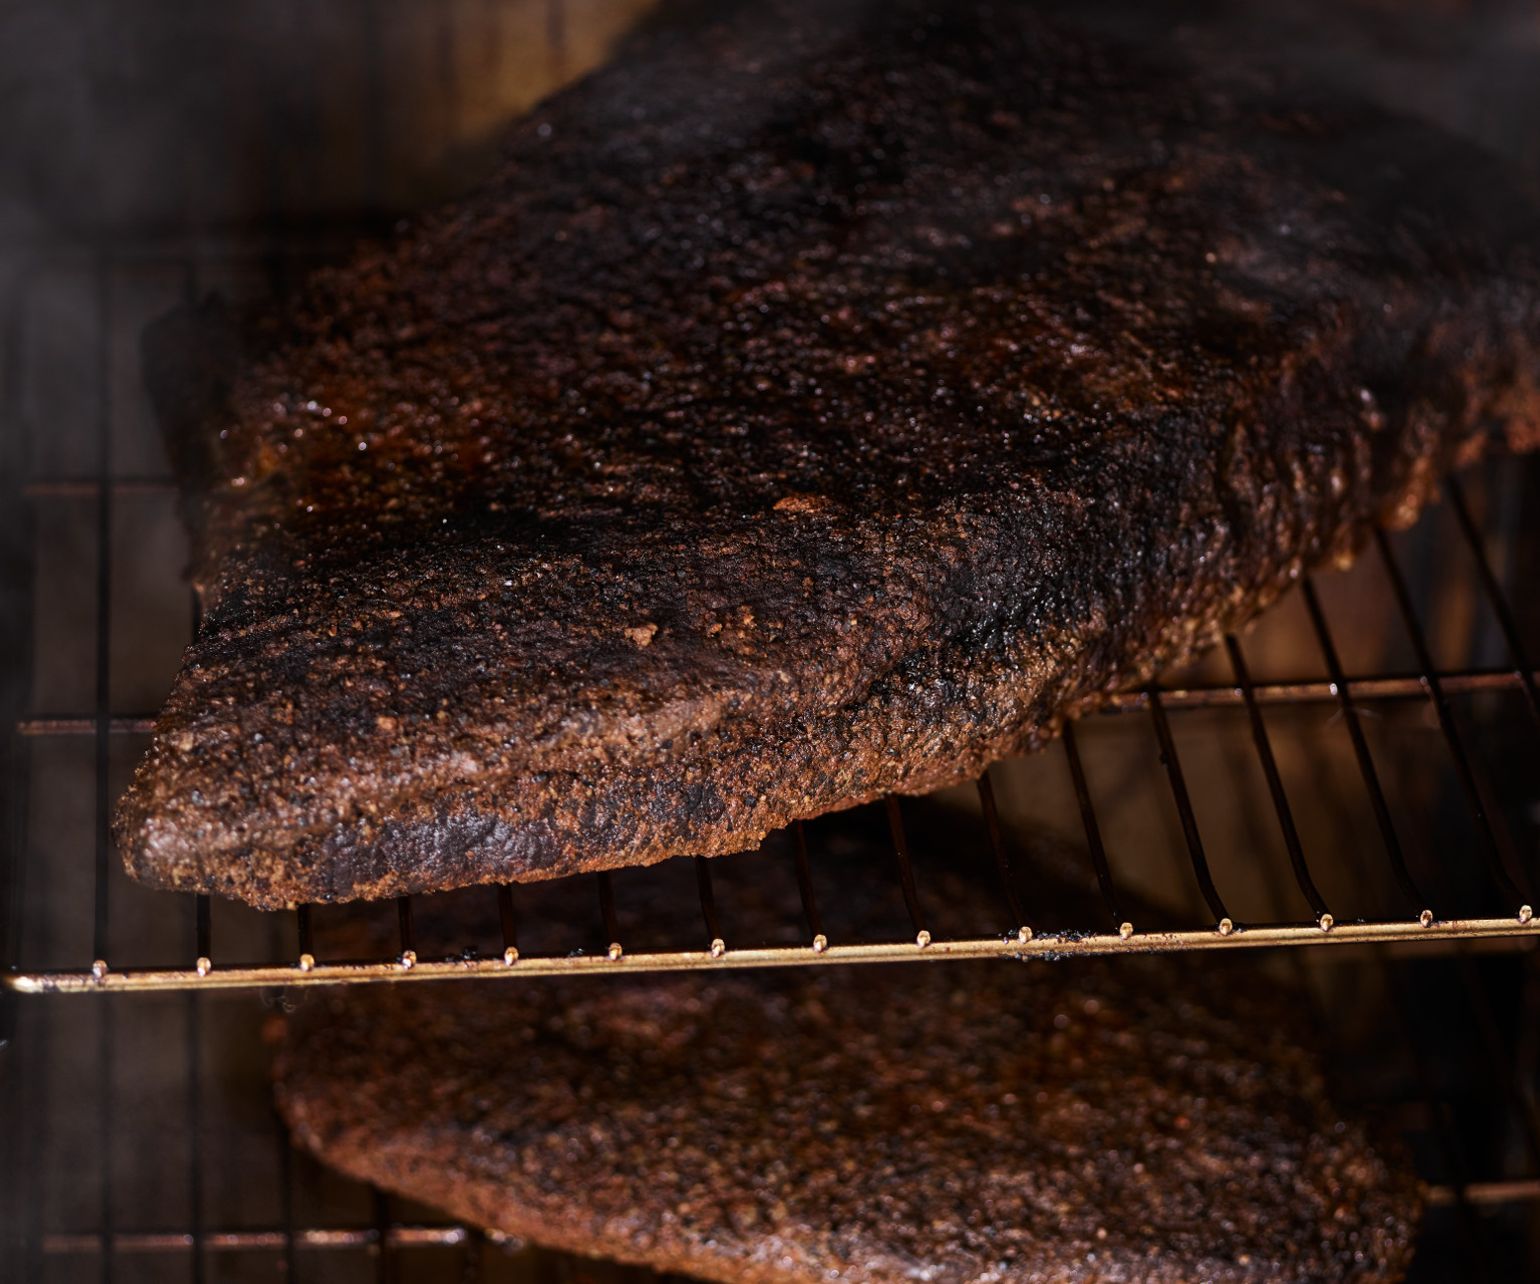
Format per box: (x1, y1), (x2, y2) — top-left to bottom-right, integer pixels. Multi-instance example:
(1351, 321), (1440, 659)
(120, 0), (1540, 906)
(275, 812), (1421, 1284)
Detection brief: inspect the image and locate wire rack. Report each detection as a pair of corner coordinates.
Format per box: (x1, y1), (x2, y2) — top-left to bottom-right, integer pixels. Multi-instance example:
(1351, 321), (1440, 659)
(3, 1), (1540, 1280)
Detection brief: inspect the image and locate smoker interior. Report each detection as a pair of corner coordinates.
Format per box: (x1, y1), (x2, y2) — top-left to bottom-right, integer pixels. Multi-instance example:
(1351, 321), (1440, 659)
(3, 1), (1540, 1280)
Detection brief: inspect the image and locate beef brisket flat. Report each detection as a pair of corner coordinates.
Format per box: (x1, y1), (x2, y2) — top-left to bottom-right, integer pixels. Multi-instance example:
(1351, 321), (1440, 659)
(275, 809), (1421, 1283)
(119, 0), (1540, 906)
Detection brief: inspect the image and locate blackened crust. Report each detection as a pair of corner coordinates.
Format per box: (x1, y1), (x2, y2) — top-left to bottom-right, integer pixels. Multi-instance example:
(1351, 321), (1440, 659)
(119, 0), (1540, 906)
(275, 816), (1422, 1283)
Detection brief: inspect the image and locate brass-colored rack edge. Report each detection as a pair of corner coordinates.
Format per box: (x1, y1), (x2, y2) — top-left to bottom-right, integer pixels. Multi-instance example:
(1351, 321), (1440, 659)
(9, 914), (1538, 994)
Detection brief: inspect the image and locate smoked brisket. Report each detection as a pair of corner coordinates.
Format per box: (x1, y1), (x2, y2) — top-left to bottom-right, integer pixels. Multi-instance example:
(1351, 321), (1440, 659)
(120, 0), (1540, 906)
(275, 809), (1421, 1283)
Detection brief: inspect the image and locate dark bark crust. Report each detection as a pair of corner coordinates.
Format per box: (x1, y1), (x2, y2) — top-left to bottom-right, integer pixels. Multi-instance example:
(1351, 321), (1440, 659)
(118, 0), (1540, 907)
(275, 810), (1421, 1283)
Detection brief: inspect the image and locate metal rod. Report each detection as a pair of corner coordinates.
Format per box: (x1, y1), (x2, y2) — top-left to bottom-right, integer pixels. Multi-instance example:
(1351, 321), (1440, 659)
(396, 898), (415, 960)
(1148, 690), (1232, 927)
(372, 1188), (393, 1284)
(1445, 476), (1540, 729)
(98, 1004), (114, 1284)
(1425, 1179), (1540, 1208)
(975, 770), (1026, 929)
(0, 270), (35, 1056)
(1062, 723), (1123, 929)
(1224, 634), (1330, 922)
(92, 251), (115, 1284)
(274, 1100), (299, 1283)
(193, 895), (210, 965)
(695, 858), (724, 954)
(186, 520), (209, 1284)
(790, 822), (826, 948)
(186, 993), (205, 1284)
(41, 1224), (477, 1255)
(296, 905), (314, 962)
(1090, 670), (1539, 710)
(18, 1006), (45, 1283)
(1373, 528), (1532, 912)
(10, 915), (1534, 994)
(497, 886), (518, 962)
(18, 715), (154, 736)
(459, 1228), (485, 1284)
(91, 259), (112, 971)
(1, 268), (43, 1284)
(595, 872), (621, 959)
(884, 797), (928, 943)
(1300, 578), (1431, 916)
